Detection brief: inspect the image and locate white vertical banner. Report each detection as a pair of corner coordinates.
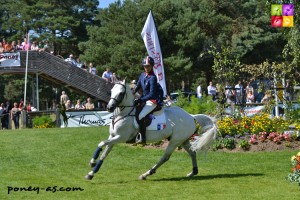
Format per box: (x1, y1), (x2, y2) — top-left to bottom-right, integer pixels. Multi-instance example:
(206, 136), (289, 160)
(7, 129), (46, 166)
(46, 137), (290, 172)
(141, 10), (167, 96)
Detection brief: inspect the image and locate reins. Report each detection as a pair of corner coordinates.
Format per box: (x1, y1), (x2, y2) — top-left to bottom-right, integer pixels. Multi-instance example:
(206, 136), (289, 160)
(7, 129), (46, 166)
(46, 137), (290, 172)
(110, 82), (136, 129)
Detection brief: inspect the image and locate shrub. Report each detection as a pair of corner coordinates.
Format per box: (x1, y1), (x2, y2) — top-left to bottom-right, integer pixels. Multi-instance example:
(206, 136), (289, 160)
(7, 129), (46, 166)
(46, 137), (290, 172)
(175, 92), (217, 115)
(238, 139), (250, 150)
(223, 137), (235, 150)
(32, 115), (55, 128)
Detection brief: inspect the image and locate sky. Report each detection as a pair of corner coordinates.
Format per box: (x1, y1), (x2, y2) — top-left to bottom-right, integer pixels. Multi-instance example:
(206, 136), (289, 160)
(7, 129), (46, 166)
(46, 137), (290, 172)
(99, 0), (119, 8)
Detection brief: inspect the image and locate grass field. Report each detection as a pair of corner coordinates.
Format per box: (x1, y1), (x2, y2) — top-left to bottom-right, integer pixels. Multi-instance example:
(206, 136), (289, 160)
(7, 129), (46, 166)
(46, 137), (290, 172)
(0, 127), (299, 200)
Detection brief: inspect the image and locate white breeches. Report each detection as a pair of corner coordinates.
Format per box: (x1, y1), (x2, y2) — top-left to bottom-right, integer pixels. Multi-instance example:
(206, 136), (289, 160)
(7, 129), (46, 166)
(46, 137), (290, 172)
(138, 100), (157, 120)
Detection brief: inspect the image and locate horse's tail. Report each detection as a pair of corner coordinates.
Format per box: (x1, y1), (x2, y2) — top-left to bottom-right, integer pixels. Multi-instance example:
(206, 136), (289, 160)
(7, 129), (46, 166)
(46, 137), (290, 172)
(190, 114), (218, 152)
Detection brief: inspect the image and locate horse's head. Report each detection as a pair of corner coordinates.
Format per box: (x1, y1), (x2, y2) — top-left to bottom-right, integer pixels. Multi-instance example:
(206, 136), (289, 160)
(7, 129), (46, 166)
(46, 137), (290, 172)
(107, 79), (132, 112)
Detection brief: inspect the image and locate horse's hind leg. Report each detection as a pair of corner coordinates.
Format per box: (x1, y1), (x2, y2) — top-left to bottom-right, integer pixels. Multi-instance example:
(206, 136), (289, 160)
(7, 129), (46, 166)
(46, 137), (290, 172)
(182, 140), (198, 177)
(139, 142), (179, 180)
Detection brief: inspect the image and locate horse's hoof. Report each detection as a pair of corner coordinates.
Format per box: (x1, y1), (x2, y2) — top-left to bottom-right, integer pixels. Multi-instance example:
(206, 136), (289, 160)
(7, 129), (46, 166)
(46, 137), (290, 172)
(139, 175), (147, 180)
(85, 174), (94, 180)
(89, 161), (96, 168)
(186, 172), (195, 177)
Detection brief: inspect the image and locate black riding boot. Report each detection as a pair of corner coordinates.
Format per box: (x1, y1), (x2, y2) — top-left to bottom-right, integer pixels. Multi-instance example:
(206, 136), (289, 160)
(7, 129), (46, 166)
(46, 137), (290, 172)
(136, 118), (146, 144)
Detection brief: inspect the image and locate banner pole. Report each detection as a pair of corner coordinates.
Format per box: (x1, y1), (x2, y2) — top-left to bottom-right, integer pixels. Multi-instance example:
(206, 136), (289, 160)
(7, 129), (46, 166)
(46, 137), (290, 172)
(23, 32), (29, 110)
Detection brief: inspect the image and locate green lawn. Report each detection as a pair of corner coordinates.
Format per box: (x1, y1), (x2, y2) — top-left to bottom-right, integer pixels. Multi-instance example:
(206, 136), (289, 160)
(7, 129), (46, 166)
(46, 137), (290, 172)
(0, 127), (299, 200)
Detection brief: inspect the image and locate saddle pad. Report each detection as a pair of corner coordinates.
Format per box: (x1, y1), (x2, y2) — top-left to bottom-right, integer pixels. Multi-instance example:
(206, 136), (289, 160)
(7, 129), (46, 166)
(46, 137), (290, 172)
(133, 111), (167, 131)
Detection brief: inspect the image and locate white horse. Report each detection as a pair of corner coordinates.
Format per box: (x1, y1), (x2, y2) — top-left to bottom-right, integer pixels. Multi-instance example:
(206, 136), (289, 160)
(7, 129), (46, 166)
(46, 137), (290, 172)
(85, 80), (217, 180)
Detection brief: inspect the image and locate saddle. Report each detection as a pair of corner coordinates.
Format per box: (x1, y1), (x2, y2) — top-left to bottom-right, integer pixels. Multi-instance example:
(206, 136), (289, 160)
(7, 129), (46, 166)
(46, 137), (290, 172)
(134, 103), (166, 131)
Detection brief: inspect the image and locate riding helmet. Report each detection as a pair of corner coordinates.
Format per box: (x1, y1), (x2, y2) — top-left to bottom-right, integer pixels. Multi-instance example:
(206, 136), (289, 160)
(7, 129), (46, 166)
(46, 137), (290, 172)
(141, 56), (154, 67)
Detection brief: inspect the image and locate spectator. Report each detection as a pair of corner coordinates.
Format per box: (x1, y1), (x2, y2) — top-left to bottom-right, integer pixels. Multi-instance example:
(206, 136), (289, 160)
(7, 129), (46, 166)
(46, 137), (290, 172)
(65, 54), (77, 66)
(26, 102), (33, 112)
(31, 41), (39, 51)
(60, 91), (69, 105)
(4, 40), (16, 52)
(22, 37), (31, 50)
(0, 42), (4, 53)
(81, 61), (87, 71)
(89, 63), (97, 75)
(38, 41), (44, 50)
(2, 38), (7, 46)
(10, 41), (17, 52)
(65, 100), (74, 110)
(245, 81), (254, 94)
(85, 97), (94, 110)
(261, 90), (272, 103)
(76, 58), (83, 68)
(256, 83), (265, 103)
(235, 80), (243, 104)
(225, 82), (235, 102)
(4, 101), (12, 129)
(102, 68), (112, 81)
(16, 40), (23, 50)
(74, 99), (85, 110)
(196, 82), (202, 99)
(4, 41), (12, 52)
(207, 81), (217, 100)
(0, 103), (6, 130)
(11, 102), (21, 129)
(285, 80), (293, 101)
(246, 90), (255, 104)
(111, 72), (118, 84)
(19, 99), (24, 110)
(39, 40), (50, 52)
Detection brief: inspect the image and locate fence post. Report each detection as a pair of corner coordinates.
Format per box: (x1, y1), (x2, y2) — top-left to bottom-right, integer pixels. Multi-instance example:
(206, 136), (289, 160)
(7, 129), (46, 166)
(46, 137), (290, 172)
(21, 110), (27, 129)
(56, 108), (61, 128)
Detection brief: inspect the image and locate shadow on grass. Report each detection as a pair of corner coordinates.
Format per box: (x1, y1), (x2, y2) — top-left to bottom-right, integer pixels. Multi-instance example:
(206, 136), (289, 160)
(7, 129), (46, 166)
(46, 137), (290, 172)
(152, 173), (264, 182)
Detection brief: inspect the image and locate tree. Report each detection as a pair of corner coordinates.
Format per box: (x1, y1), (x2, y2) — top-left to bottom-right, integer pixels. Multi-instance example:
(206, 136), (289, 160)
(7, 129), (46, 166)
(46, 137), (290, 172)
(0, 0), (99, 55)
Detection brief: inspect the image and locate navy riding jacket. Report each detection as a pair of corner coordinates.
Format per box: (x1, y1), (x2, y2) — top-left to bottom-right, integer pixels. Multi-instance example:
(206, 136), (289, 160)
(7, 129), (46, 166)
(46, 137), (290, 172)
(135, 71), (163, 106)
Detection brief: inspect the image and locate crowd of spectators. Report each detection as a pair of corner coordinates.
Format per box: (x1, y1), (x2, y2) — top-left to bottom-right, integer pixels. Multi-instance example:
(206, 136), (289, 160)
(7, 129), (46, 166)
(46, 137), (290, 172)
(1, 36), (119, 84)
(0, 100), (30, 130)
(59, 91), (105, 111)
(0, 37), (51, 53)
(196, 79), (292, 105)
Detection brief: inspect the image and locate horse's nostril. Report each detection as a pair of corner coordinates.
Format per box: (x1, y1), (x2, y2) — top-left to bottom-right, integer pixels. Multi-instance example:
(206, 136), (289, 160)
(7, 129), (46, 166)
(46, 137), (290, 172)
(107, 106), (115, 113)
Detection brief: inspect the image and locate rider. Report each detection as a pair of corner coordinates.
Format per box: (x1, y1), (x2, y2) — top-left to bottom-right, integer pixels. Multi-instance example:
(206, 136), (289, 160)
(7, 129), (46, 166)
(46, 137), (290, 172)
(134, 56), (164, 144)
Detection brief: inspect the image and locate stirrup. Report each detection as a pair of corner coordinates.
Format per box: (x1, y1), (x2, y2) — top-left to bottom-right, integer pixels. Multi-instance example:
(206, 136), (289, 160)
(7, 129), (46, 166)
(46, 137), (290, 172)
(135, 133), (146, 144)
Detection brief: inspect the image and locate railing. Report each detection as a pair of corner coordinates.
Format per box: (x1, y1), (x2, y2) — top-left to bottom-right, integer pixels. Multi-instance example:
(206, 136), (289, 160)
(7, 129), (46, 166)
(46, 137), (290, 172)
(0, 51), (113, 102)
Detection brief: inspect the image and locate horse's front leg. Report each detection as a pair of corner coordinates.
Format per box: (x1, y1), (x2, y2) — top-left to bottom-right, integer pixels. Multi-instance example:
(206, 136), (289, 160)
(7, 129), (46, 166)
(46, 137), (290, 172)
(85, 135), (121, 180)
(89, 135), (115, 167)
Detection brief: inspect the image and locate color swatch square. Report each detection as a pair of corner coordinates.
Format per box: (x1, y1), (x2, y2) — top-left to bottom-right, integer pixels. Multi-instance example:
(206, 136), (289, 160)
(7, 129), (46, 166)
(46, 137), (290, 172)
(271, 16), (283, 27)
(282, 4), (294, 16)
(282, 16), (294, 27)
(271, 4), (282, 16)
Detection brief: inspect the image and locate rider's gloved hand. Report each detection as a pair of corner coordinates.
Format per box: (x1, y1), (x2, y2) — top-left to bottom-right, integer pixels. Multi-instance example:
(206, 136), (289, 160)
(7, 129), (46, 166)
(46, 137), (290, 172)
(134, 99), (141, 106)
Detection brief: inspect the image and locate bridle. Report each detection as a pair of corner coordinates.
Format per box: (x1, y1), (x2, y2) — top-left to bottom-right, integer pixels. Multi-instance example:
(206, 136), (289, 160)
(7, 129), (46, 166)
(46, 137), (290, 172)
(109, 82), (135, 128)
(110, 83), (126, 107)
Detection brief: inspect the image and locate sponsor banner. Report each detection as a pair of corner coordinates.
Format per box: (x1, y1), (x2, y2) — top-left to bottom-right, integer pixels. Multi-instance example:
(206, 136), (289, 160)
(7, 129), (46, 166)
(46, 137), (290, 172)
(243, 106), (265, 117)
(60, 111), (113, 128)
(225, 105), (265, 117)
(0, 52), (21, 67)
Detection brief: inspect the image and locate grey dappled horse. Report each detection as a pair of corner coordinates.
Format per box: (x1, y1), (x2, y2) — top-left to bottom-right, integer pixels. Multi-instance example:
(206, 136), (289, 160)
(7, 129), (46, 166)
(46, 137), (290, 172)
(85, 80), (217, 180)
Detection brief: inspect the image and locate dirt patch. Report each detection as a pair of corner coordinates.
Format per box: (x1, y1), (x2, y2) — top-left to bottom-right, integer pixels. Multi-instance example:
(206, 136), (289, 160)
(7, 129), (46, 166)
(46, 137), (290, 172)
(141, 139), (300, 152)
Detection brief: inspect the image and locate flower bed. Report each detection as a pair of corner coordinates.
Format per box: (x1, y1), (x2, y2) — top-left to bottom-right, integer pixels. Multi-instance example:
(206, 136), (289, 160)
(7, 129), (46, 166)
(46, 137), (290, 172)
(215, 114), (300, 151)
(287, 151), (300, 187)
